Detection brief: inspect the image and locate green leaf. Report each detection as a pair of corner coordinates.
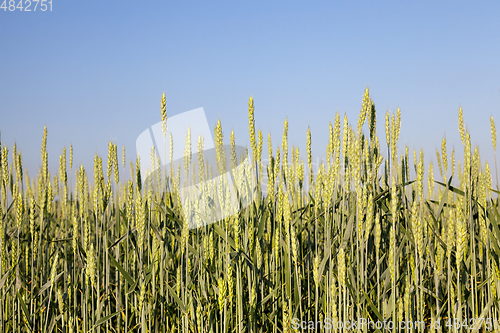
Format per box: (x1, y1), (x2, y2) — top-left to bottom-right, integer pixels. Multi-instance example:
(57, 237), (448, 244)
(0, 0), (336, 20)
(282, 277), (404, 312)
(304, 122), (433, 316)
(167, 285), (186, 313)
(374, 180), (415, 202)
(317, 243), (332, 286)
(258, 285), (278, 307)
(47, 314), (62, 333)
(257, 210), (266, 240)
(487, 210), (500, 250)
(398, 222), (414, 245)
(108, 227), (137, 250)
(0, 267), (13, 289)
(284, 246), (291, 298)
(362, 289), (384, 324)
(165, 205), (184, 228)
(91, 310), (122, 331)
(435, 180), (464, 196)
(108, 251), (135, 287)
(340, 214), (355, 250)
(173, 233), (197, 255)
(213, 223), (236, 250)
(35, 272), (64, 297)
(151, 223), (163, 242)
(488, 230), (500, 263)
(435, 176), (452, 217)
(471, 298), (496, 333)
(16, 290), (33, 332)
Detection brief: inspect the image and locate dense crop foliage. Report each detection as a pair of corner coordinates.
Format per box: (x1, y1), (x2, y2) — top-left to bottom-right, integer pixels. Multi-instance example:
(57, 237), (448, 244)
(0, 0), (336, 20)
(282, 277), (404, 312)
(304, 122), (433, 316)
(0, 88), (499, 332)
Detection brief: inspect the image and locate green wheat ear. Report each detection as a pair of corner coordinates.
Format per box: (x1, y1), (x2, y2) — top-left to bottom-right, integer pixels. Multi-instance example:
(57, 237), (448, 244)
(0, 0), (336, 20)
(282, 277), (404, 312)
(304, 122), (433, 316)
(161, 92), (167, 139)
(491, 116), (497, 151)
(1, 89), (499, 331)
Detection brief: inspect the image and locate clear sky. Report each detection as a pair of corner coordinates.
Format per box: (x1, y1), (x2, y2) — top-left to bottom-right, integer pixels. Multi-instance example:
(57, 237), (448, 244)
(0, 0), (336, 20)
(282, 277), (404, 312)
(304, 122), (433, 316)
(1, 0), (499, 185)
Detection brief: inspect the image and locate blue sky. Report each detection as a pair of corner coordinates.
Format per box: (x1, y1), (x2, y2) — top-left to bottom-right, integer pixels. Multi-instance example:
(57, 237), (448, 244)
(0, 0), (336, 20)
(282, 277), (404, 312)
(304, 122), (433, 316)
(1, 0), (499, 185)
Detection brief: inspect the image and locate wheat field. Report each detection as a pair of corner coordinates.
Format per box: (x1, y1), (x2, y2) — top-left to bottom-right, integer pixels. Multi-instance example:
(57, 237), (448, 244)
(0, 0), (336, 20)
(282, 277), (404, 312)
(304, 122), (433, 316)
(0, 88), (499, 332)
